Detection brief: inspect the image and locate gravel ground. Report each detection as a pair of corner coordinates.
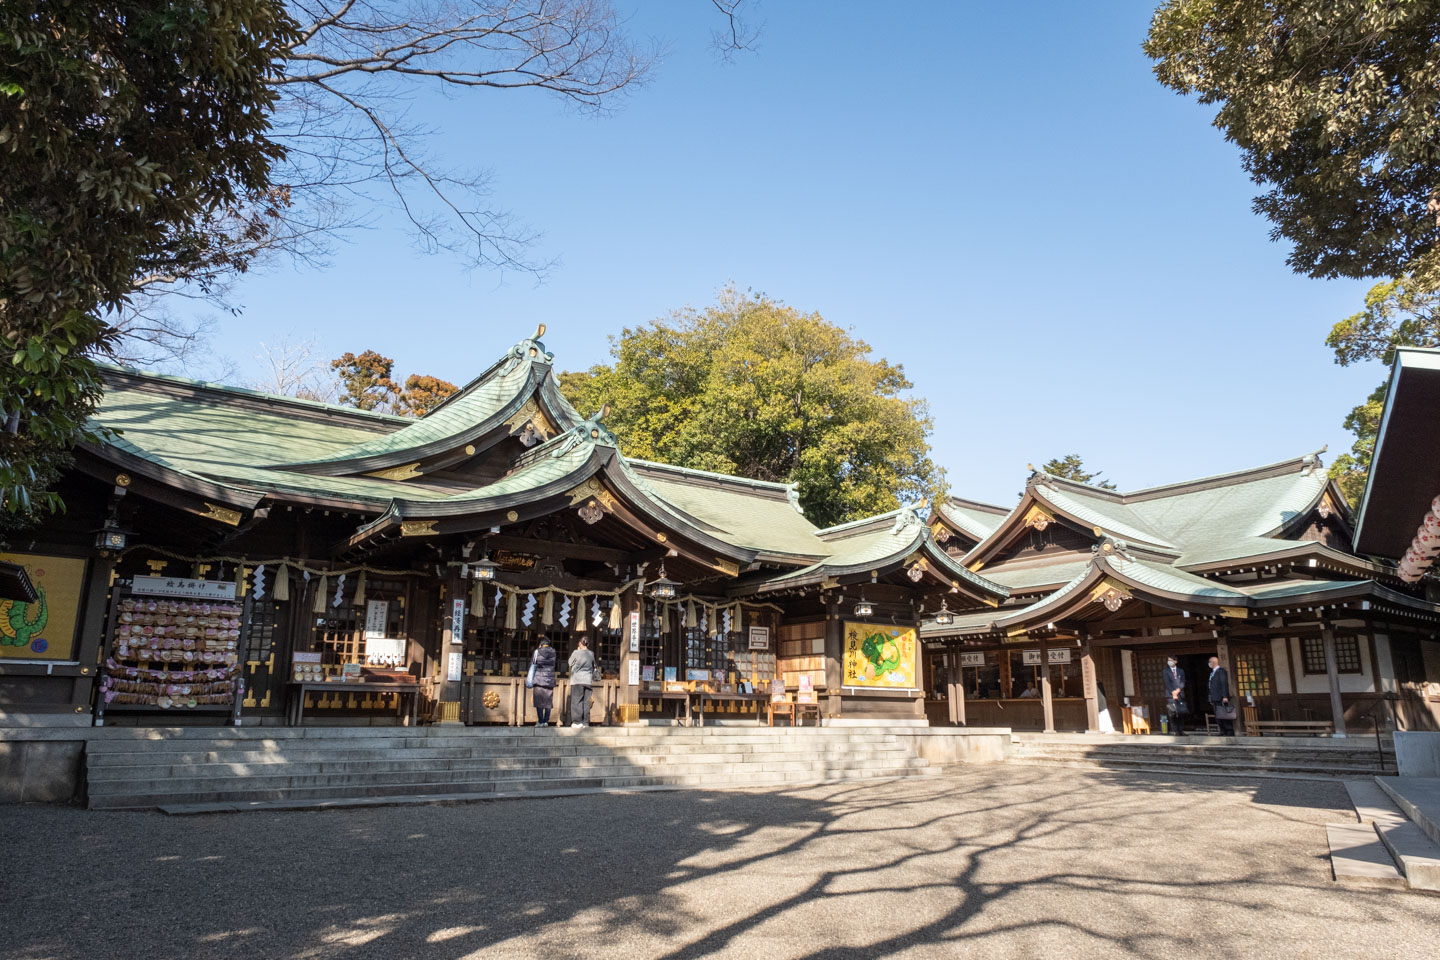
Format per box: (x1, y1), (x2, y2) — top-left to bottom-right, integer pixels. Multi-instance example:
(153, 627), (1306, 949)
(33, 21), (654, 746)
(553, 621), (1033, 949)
(1, 766), (1435, 960)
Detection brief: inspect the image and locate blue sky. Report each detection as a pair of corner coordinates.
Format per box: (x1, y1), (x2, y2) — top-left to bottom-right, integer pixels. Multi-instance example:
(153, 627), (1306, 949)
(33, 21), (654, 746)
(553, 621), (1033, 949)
(184, 1), (1383, 506)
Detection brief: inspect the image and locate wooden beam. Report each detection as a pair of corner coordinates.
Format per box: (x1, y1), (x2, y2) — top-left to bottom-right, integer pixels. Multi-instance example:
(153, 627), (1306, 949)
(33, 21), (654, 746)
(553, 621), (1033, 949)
(484, 534), (636, 564)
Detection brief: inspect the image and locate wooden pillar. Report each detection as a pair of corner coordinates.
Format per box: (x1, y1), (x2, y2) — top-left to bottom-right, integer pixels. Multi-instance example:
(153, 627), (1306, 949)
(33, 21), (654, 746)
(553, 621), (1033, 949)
(1215, 630), (1234, 697)
(437, 570), (464, 722)
(616, 586), (639, 723)
(1320, 621), (1349, 738)
(1039, 637), (1055, 733)
(824, 599), (843, 720)
(947, 652), (966, 726)
(1080, 642), (1099, 733)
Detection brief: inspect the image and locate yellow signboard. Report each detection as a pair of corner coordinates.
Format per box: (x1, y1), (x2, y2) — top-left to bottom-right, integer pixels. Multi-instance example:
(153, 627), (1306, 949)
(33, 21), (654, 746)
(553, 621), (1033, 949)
(842, 622), (918, 690)
(0, 553), (86, 661)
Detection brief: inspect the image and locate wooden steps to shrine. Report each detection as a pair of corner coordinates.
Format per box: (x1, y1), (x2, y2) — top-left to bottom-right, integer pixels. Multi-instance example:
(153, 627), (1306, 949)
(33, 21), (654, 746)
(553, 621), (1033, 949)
(82, 727), (938, 812)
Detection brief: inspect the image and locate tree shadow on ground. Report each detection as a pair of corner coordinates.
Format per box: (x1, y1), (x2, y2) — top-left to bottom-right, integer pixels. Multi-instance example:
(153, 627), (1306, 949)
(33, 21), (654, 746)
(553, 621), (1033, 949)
(1, 766), (1435, 960)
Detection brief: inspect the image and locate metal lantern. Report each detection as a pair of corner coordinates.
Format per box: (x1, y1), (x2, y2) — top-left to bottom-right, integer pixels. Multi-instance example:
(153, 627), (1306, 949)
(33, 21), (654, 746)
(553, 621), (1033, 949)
(648, 562), (678, 600)
(854, 593), (873, 618)
(472, 552), (498, 581)
(94, 528), (127, 551)
(934, 599), (954, 626)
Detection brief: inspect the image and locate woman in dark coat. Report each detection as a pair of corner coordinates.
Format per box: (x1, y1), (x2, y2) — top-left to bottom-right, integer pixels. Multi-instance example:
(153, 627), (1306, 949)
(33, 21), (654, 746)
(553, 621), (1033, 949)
(530, 638), (557, 726)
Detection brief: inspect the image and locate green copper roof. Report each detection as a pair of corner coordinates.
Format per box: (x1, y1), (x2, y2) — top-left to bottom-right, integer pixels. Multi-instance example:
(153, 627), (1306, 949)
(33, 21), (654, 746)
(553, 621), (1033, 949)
(284, 349), (543, 468)
(1029, 453), (1332, 567)
(626, 461), (825, 560)
(938, 497), (1010, 541)
(94, 376), (397, 473)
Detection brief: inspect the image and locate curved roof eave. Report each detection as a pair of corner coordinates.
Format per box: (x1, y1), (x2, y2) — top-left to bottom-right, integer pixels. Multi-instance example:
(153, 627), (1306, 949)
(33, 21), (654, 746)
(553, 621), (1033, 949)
(80, 440), (264, 511)
(279, 360), (551, 475)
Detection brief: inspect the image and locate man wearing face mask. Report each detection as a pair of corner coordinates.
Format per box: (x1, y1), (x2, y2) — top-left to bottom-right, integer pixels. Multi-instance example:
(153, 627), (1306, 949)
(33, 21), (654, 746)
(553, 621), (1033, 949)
(1162, 656), (1186, 736)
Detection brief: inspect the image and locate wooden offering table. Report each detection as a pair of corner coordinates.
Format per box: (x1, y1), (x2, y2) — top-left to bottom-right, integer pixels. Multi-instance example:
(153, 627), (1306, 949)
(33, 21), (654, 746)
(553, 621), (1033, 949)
(767, 695), (821, 727)
(287, 681), (420, 726)
(691, 690), (767, 726)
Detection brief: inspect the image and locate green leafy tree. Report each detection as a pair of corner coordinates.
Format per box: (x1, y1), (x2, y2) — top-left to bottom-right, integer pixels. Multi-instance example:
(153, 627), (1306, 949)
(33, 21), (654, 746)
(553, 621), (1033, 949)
(0, 1), (295, 530)
(559, 289), (945, 527)
(1041, 455), (1117, 490)
(1145, 2), (1440, 285)
(1147, 3), (1440, 509)
(1324, 278), (1440, 506)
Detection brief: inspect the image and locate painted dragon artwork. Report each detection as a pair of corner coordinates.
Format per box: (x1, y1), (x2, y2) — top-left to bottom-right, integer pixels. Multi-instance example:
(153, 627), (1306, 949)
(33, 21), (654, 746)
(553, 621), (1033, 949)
(0, 588), (49, 653)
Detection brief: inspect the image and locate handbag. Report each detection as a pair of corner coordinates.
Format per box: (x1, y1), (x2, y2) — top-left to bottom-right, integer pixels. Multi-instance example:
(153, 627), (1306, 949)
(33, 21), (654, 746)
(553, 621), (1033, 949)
(1167, 698), (1189, 717)
(525, 653), (536, 689)
(1213, 701), (1237, 720)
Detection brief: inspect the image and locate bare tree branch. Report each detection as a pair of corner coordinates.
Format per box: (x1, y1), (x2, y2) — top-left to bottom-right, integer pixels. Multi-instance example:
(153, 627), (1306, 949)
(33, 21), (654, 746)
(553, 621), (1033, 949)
(109, 2), (755, 370)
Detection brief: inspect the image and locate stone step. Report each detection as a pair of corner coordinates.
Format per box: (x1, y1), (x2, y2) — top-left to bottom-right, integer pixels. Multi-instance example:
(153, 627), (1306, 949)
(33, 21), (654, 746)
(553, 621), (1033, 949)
(86, 755), (934, 797)
(154, 775), (920, 815)
(85, 739), (909, 768)
(1005, 757), (1381, 779)
(1374, 818), (1440, 892)
(90, 765), (938, 810)
(1008, 742), (1385, 761)
(1325, 824), (1407, 889)
(85, 746), (920, 782)
(1375, 777), (1440, 847)
(83, 731), (903, 757)
(1009, 750), (1385, 770)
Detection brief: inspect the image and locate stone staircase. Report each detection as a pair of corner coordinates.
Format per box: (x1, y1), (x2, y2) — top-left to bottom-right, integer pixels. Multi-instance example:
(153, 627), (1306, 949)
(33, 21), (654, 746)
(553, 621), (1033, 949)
(1005, 733), (1392, 779)
(83, 726), (937, 813)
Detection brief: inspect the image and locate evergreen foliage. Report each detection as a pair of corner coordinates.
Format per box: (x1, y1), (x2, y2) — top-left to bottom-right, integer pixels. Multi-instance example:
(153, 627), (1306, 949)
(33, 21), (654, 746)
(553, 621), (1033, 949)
(558, 289), (944, 528)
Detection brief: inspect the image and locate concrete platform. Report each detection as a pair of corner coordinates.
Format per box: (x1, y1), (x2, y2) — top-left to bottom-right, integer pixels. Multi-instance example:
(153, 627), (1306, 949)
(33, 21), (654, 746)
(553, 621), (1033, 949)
(1376, 776), (1440, 846)
(1325, 823), (1406, 888)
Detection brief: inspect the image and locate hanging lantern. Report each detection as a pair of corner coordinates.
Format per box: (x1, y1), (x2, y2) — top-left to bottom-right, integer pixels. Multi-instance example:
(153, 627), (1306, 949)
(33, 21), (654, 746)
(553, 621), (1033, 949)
(854, 592), (873, 618)
(648, 562), (677, 600)
(934, 599), (954, 626)
(472, 551), (498, 581)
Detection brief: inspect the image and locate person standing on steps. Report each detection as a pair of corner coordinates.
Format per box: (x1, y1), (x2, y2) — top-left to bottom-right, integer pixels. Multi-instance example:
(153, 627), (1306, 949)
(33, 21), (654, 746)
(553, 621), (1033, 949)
(529, 637), (557, 727)
(568, 636), (596, 728)
(1208, 655), (1235, 736)
(1163, 656), (1187, 736)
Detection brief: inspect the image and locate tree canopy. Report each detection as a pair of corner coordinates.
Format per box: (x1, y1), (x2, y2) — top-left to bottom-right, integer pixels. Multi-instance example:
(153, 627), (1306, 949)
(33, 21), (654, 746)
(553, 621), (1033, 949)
(1, 1), (295, 528)
(1041, 455), (1117, 490)
(1325, 278), (1440, 506)
(330, 351), (457, 416)
(1146, 1), (1440, 285)
(558, 290), (945, 528)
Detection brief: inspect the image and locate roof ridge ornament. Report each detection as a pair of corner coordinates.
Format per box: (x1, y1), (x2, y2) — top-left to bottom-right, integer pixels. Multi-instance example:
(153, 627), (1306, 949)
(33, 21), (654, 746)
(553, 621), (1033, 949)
(508, 323), (554, 366)
(551, 404), (617, 457)
(785, 482), (804, 515)
(1091, 536), (1133, 562)
(892, 500), (928, 535)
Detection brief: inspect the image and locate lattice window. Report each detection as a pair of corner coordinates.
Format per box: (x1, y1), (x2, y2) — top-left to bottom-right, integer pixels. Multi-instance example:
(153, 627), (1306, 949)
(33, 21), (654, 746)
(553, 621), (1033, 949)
(1301, 635), (1362, 674)
(1233, 651), (1271, 697)
(244, 598), (278, 666)
(1137, 654), (1168, 698)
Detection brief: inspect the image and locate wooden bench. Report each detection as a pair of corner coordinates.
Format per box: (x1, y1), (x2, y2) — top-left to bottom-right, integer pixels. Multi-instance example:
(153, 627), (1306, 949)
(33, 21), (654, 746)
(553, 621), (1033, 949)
(1241, 705), (1333, 737)
(1249, 720), (1334, 737)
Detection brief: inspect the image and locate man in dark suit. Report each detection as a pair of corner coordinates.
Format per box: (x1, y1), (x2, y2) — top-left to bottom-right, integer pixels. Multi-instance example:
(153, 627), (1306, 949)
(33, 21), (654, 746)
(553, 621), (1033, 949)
(1162, 656), (1186, 736)
(1208, 655), (1235, 736)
